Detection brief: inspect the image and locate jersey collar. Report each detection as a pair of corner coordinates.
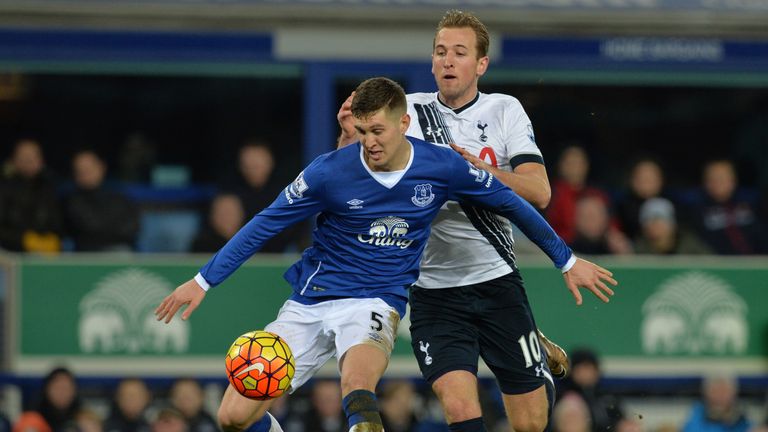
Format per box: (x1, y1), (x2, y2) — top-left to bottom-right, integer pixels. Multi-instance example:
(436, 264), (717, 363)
(358, 140), (415, 189)
(436, 92), (480, 115)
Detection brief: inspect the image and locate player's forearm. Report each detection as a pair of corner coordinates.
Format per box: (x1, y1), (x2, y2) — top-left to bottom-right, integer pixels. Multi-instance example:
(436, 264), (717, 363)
(488, 168), (551, 209)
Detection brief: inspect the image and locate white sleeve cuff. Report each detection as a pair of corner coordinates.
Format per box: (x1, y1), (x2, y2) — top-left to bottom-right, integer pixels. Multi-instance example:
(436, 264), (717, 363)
(560, 254), (577, 273)
(194, 273), (211, 292)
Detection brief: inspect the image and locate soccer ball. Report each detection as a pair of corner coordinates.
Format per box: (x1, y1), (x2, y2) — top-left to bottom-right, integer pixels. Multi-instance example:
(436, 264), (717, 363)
(225, 330), (295, 400)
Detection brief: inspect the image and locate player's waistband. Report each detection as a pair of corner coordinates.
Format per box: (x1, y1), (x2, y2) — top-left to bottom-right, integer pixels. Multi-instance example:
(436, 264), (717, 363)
(288, 291), (407, 319)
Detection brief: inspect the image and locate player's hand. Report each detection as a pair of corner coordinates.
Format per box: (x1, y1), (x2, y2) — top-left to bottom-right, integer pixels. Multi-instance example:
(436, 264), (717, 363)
(337, 91), (358, 148)
(449, 143), (492, 172)
(155, 278), (207, 323)
(562, 258), (617, 305)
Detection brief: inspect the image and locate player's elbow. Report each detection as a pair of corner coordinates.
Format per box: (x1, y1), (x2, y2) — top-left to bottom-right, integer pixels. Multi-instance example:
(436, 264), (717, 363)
(532, 188), (551, 210)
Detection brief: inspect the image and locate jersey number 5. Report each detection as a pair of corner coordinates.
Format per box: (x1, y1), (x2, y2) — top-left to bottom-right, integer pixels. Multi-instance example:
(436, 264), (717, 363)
(370, 312), (383, 331)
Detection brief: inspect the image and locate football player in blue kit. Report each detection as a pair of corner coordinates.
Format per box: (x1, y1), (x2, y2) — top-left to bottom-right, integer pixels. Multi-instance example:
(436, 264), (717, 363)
(155, 77), (617, 432)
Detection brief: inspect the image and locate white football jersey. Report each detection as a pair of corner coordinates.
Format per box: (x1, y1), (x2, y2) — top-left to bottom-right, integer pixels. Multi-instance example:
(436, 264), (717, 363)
(406, 92), (545, 288)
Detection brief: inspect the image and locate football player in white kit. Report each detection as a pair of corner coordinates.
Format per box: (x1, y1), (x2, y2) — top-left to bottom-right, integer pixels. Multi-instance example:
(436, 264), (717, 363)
(337, 10), (579, 432)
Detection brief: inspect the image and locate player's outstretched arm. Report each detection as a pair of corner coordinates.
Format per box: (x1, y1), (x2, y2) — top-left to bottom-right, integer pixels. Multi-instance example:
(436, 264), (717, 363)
(562, 258), (617, 305)
(154, 278), (207, 323)
(336, 92), (358, 148)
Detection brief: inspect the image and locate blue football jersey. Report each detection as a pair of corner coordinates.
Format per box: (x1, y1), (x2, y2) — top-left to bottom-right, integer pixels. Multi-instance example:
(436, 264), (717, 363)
(198, 137), (572, 317)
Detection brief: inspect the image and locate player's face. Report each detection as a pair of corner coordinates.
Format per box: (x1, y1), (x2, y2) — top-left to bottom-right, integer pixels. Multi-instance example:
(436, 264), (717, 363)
(355, 108), (411, 172)
(432, 27), (489, 108)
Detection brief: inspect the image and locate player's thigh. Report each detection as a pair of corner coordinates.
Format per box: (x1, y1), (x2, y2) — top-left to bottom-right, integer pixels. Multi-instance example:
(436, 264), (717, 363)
(331, 297), (400, 379)
(431, 370), (482, 423)
(502, 383), (553, 432)
(218, 384), (274, 428)
(264, 300), (336, 391)
(338, 343), (390, 394)
(409, 286), (480, 385)
(475, 274), (552, 396)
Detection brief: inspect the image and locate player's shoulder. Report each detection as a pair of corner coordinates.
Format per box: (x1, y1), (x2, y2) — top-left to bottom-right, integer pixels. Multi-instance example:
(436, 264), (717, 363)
(406, 92), (438, 105)
(479, 92), (526, 112)
(307, 144), (357, 172)
(409, 136), (458, 163)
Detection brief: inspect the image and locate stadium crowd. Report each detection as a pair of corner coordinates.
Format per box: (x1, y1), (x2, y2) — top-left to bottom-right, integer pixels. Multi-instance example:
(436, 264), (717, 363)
(1, 137), (765, 256)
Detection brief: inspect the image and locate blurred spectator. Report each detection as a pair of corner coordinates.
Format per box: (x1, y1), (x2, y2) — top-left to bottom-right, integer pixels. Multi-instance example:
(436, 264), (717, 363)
(74, 409), (103, 432)
(546, 145), (613, 244)
(689, 160), (765, 254)
(168, 379), (217, 432)
(634, 198), (711, 255)
(118, 133), (157, 183)
(570, 195), (632, 255)
(151, 408), (188, 432)
(103, 379), (151, 432)
(0, 139), (62, 253)
(65, 150), (140, 251)
(298, 379), (346, 432)
(12, 412), (51, 432)
(552, 392), (591, 432)
(219, 140), (305, 253)
(0, 412), (9, 432)
(617, 158), (667, 240)
(557, 349), (623, 432)
(682, 373), (751, 432)
(378, 379), (445, 432)
(190, 194), (245, 253)
(37, 367), (80, 432)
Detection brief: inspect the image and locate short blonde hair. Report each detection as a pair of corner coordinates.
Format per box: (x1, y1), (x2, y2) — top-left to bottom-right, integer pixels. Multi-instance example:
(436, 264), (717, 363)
(434, 9), (490, 58)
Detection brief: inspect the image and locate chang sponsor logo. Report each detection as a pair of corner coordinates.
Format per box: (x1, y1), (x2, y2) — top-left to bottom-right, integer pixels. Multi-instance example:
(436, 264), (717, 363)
(78, 269), (190, 354)
(357, 216), (413, 249)
(641, 272), (748, 355)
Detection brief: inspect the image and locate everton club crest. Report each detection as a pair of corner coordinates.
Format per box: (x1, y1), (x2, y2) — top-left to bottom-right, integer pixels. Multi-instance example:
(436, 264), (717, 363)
(411, 184), (435, 207)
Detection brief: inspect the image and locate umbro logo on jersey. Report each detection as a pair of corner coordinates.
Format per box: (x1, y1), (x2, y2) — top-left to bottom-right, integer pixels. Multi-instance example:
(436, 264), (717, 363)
(346, 199), (364, 209)
(235, 362), (264, 378)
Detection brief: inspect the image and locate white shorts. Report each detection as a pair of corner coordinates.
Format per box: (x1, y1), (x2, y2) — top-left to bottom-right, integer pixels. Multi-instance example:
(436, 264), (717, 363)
(264, 297), (400, 392)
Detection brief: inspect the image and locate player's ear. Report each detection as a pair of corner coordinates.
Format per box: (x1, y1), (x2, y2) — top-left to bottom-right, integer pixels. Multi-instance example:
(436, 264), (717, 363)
(400, 113), (411, 133)
(476, 56), (489, 77)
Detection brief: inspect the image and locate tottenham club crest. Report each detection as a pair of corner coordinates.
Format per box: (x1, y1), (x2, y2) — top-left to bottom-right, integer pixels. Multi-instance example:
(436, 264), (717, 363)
(411, 184), (435, 207)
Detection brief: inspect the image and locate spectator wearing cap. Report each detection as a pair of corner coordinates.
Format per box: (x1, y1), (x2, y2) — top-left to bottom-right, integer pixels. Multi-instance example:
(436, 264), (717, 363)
(556, 348), (624, 432)
(635, 198), (711, 255)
